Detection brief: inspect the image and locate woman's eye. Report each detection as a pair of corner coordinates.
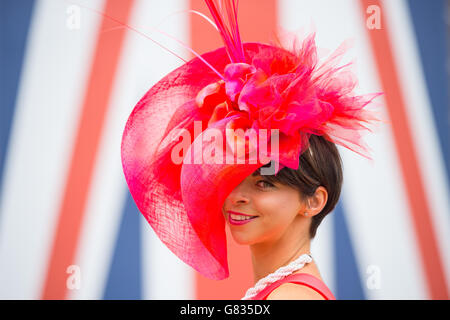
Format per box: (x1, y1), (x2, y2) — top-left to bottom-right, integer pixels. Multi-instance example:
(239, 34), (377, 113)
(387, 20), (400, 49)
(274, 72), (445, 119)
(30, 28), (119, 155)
(256, 180), (274, 188)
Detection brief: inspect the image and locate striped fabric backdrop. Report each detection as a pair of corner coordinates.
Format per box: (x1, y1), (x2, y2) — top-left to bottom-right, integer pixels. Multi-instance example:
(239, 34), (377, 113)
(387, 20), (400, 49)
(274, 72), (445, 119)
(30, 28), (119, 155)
(0, 0), (448, 300)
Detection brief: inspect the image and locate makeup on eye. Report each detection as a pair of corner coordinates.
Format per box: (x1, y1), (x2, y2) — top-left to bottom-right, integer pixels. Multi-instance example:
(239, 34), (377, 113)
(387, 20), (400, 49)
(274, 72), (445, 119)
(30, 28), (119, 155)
(256, 179), (275, 188)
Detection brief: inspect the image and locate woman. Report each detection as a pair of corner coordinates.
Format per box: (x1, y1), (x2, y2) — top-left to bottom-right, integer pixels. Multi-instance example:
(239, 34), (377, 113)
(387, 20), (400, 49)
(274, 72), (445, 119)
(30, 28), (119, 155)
(121, 0), (381, 300)
(223, 135), (341, 300)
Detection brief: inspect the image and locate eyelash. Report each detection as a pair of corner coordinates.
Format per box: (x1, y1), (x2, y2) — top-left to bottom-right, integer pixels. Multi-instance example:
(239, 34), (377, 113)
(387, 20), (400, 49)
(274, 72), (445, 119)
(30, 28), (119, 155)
(256, 180), (274, 189)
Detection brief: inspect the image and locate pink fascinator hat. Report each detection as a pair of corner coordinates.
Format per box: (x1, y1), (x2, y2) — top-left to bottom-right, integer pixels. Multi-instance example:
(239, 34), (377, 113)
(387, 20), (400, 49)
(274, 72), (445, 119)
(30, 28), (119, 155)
(121, 0), (382, 280)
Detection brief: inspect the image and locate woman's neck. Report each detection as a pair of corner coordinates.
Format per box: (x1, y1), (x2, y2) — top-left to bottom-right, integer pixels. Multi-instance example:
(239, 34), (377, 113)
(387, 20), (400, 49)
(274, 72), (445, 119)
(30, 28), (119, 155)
(249, 220), (311, 283)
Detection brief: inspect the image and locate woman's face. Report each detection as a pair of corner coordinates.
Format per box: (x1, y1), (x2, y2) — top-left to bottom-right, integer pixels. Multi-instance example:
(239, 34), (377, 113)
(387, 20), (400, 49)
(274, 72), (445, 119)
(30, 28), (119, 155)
(222, 171), (306, 245)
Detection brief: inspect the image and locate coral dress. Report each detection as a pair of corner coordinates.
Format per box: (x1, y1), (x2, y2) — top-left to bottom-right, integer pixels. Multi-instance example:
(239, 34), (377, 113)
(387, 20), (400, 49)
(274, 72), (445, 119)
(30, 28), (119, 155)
(251, 273), (336, 300)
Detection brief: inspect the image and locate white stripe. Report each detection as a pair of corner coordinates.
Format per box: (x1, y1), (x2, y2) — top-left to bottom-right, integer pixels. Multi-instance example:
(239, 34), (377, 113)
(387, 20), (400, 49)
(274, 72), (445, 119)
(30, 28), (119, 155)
(0, 0), (104, 299)
(342, 0), (426, 299)
(279, 0), (426, 299)
(311, 214), (336, 294)
(67, 0), (129, 296)
(67, 0), (133, 298)
(383, 0), (450, 293)
(132, 0), (195, 300)
(68, 0), (195, 299)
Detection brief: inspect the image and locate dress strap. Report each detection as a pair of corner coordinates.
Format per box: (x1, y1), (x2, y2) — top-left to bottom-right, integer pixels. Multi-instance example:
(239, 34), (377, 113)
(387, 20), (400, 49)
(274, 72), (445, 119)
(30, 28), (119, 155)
(251, 273), (336, 300)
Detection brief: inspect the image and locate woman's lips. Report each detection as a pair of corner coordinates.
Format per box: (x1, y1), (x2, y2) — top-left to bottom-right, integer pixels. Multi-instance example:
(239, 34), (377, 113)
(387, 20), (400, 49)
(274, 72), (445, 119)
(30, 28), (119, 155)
(227, 211), (258, 226)
(227, 210), (257, 217)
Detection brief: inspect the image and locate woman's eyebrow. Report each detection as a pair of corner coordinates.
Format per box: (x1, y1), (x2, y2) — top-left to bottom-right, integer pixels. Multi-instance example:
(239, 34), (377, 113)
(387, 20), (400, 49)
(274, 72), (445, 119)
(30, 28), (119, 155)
(251, 171), (261, 177)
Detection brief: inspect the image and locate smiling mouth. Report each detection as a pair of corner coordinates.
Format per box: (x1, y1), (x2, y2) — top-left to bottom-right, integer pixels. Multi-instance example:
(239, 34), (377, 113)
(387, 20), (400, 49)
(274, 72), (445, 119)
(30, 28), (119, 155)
(227, 211), (258, 225)
(229, 213), (257, 221)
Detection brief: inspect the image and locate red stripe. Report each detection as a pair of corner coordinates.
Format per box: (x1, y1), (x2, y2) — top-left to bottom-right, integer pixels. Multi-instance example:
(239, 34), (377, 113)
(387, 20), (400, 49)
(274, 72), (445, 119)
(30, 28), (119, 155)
(360, 0), (448, 299)
(41, 0), (135, 299)
(190, 0), (277, 299)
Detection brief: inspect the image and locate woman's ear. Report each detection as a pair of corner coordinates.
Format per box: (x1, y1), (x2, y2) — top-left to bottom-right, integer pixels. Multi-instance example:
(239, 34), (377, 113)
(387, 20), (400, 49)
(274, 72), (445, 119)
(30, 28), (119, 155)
(304, 186), (328, 217)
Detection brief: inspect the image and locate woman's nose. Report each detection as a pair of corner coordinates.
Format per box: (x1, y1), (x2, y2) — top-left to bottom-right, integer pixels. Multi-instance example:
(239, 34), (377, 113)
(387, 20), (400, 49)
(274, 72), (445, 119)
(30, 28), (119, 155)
(227, 184), (250, 205)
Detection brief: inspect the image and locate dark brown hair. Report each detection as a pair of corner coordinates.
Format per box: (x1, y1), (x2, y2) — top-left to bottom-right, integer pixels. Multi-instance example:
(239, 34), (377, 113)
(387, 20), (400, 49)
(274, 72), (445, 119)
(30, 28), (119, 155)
(254, 134), (343, 238)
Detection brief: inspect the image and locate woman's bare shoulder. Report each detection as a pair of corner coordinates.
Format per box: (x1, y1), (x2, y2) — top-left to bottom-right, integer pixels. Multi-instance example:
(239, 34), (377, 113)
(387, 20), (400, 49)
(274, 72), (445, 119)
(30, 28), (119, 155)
(265, 282), (325, 300)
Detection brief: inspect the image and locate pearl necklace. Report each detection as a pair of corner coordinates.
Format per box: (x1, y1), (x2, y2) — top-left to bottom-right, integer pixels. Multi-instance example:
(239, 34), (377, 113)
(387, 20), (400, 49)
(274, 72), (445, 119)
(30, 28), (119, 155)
(241, 253), (313, 300)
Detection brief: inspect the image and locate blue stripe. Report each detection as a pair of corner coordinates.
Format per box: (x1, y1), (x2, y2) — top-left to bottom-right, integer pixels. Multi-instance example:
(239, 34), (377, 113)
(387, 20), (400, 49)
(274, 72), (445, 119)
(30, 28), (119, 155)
(333, 202), (366, 299)
(103, 193), (142, 299)
(406, 0), (450, 192)
(0, 0), (35, 212)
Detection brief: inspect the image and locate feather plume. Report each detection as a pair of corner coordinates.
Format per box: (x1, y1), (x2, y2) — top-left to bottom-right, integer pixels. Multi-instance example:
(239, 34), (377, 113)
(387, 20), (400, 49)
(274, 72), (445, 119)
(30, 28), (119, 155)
(204, 0), (245, 63)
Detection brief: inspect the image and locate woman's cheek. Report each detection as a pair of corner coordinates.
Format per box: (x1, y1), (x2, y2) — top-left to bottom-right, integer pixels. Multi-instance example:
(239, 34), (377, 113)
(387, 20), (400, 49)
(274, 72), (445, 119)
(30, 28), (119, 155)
(249, 215), (282, 243)
(254, 194), (279, 215)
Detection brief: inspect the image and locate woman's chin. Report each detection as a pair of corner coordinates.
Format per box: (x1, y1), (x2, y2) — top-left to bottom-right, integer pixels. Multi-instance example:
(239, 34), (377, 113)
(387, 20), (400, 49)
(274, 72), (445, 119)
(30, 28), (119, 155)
(228, 228), (258, 245)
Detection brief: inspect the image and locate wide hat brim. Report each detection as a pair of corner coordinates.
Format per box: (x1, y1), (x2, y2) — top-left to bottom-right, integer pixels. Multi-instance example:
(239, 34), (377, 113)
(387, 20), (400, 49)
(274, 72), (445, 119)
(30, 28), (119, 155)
(121, 43), (301, 280)
(121, 35), (382, 280)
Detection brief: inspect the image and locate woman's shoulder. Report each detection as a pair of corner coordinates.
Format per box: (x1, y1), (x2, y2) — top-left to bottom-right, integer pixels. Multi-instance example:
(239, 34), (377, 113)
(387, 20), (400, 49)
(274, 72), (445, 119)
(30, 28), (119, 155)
(266, 282), (325, 300)
(264, 272), (333, 300)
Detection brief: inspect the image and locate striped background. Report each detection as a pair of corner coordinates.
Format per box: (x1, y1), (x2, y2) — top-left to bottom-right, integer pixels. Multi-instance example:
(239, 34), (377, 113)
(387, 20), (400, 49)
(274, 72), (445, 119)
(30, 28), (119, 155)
(0, 0), (448, 300)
